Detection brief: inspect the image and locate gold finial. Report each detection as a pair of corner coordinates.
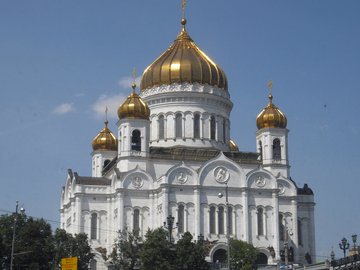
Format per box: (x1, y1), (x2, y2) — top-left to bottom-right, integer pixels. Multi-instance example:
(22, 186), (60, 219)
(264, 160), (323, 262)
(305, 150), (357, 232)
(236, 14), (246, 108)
(131, 68), (137, 92)
(105, 106), (109, 126)
(267, 80), (273, 104)
(181, 0), (187, 28)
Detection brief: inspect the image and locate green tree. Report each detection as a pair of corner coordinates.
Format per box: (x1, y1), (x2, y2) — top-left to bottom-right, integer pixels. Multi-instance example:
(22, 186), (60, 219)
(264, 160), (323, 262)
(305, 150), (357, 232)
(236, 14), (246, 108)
(53, 228), (94, 270)
(175, 232), (209, 270)
(110, 229), (142, 270)
(140, 228), (175, 270)
(229, 239), (258, 270)
(0, 214), (54, 270)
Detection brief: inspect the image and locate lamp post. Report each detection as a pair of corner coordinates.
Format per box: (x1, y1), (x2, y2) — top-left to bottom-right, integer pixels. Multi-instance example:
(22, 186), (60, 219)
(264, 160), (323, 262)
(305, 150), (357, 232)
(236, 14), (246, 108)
(339, 237), (350, 259)
(218, 181), (230, 270)
(163, 215), (177, 244)
(10, 201), (25, 270)
(352, 234), (357, 252)
(330, 250), (336, 268)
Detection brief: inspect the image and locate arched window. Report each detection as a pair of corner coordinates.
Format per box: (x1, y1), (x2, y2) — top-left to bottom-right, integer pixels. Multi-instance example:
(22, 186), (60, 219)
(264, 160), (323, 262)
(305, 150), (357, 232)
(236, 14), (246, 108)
(228, 206), (233, 235)
(91, 213), (97, 240)
(158, 115), (164, 140)
(210, 116), (216, 140)
(133, 209), (140, 232)
(194, 114), (200, 139)
(222, 117), (226, 143)
(210, 206), (216, 234)
(258, 140), (263, 160)
(103, 159), (110, 168)
(131, 130), (141, 151)
(178, 205), (185, 233)
(218, 206), (224, 234)
(279, 214), (285, 241)
(90, 259), (97, 270)
(273, 138), (281, 160)
(175, 113), (182, 138)
(257, 208), (264, 236)
(298, 219), (303, 246)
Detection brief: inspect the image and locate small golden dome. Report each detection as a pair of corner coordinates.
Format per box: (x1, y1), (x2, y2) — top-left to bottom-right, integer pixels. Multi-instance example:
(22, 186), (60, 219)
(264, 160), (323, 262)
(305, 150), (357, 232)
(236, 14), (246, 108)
(256, 94), (287, 129)
(140, 21), (228, 91)
(92, 120), (118, 151)
(229, 139), (239, 152)
(118, 84), (150, 120)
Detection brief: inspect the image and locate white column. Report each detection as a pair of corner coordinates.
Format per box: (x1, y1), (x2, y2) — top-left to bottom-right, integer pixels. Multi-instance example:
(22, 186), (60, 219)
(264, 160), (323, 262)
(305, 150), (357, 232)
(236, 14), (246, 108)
(200, 116), (204, 139)
(273, 191), (280, 260)
(242, 190), (249, 241)
(164, 117), (168, 140)
(140, 209), (143, 237)
(70, 201), (75, 235)
(106, 197), (111, 251)
(215, 207), (219, 235)
(264, 210), (268, 237)
(194, 187), (201, 237)
(76, 196), (82, 233)
(232, 209), (236, 237)
(97, 214), (100, 241)
(163, 186), (169, 222)
(182, 115), (185, 139)
(291, 199), (299, 262)
(149, 192), (154, 228)
(118, 191), (124, 231)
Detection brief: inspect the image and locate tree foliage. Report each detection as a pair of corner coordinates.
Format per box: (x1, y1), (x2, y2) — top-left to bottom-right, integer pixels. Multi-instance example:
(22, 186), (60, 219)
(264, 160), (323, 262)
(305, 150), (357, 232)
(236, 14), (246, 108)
(53, 228), (94, 270)
(229, 239), (258, 270)
(110, 229), (210, 270)
(110, 230), (142, 270)
(175, 232), (209, 270)
(140, 228), (175, 270)
(0, 214), (93, 270)
(0, 214), (54, 270)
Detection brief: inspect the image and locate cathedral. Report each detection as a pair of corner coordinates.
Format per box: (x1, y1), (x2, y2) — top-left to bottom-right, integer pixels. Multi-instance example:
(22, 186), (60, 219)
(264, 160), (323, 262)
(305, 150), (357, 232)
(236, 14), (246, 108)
(60, 8), (316, 270)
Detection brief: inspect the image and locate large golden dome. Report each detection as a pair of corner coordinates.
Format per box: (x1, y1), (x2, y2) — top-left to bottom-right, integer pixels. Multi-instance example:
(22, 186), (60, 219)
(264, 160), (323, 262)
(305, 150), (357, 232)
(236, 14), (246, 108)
(118, 84), (150, 120)
(92, 120), (118, 151)
(140, 20), (228, 91)
(256, 94), (287, 129)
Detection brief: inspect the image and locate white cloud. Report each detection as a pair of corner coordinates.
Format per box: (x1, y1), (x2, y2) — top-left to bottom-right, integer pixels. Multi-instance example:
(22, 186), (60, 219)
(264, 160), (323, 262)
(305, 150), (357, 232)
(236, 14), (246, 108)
(92, 94), (126, 119)
(118, 76), (142, 89)
(52, 103), (75, 115)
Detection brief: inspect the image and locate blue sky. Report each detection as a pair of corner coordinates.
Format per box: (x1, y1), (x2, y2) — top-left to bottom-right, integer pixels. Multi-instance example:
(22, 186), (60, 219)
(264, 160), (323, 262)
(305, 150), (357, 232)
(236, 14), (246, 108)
(0, 0), (359, 261)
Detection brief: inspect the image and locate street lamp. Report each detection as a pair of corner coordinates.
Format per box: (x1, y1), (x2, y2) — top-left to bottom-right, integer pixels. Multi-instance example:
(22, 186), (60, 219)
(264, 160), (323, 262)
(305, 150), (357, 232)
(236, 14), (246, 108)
(352, 234), (357, 249)
(163, 215), (178, 244)
(10, 201), (25, 270)
(339, 237), (350, 259)
(330, 250), (336, 267)
(330, 250), (335, 261)
(218, 181), (231, 270)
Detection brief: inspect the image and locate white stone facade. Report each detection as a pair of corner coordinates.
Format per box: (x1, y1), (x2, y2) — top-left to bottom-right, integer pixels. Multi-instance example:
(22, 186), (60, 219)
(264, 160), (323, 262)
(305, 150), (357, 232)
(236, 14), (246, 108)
(60, 82), (315, 270)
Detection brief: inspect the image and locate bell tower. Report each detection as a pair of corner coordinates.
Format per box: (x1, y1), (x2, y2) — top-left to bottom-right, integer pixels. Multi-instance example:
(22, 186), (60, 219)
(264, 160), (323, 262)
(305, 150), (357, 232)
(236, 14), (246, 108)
(91, 110), (118, 177)
(256, 82), (289, 177)
(117, 78), (150, 171)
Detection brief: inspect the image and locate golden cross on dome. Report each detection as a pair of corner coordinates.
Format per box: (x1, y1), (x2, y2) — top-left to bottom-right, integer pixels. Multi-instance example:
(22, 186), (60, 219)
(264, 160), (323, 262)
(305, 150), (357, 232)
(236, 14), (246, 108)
(182, 0), (187, 20)
(104, 106), (108, 125)
(267, 80), (273, 104)
(181, 0), (187, 28)
(131, 68), (137, 92)
(268, 80), (273, 95)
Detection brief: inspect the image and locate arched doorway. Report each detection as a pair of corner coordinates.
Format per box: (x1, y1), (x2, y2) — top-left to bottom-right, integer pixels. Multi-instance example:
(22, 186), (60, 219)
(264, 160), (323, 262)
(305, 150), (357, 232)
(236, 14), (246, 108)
(255, 252), (268, 266)
(213, 248), (226, 263)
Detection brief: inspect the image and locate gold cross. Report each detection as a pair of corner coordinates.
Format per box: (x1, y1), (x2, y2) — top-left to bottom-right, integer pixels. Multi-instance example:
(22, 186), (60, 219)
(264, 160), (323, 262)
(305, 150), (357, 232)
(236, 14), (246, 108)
(131, 68), (137, 92)
(182, 0), (187, 20)
(268, 80), (273, 95)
